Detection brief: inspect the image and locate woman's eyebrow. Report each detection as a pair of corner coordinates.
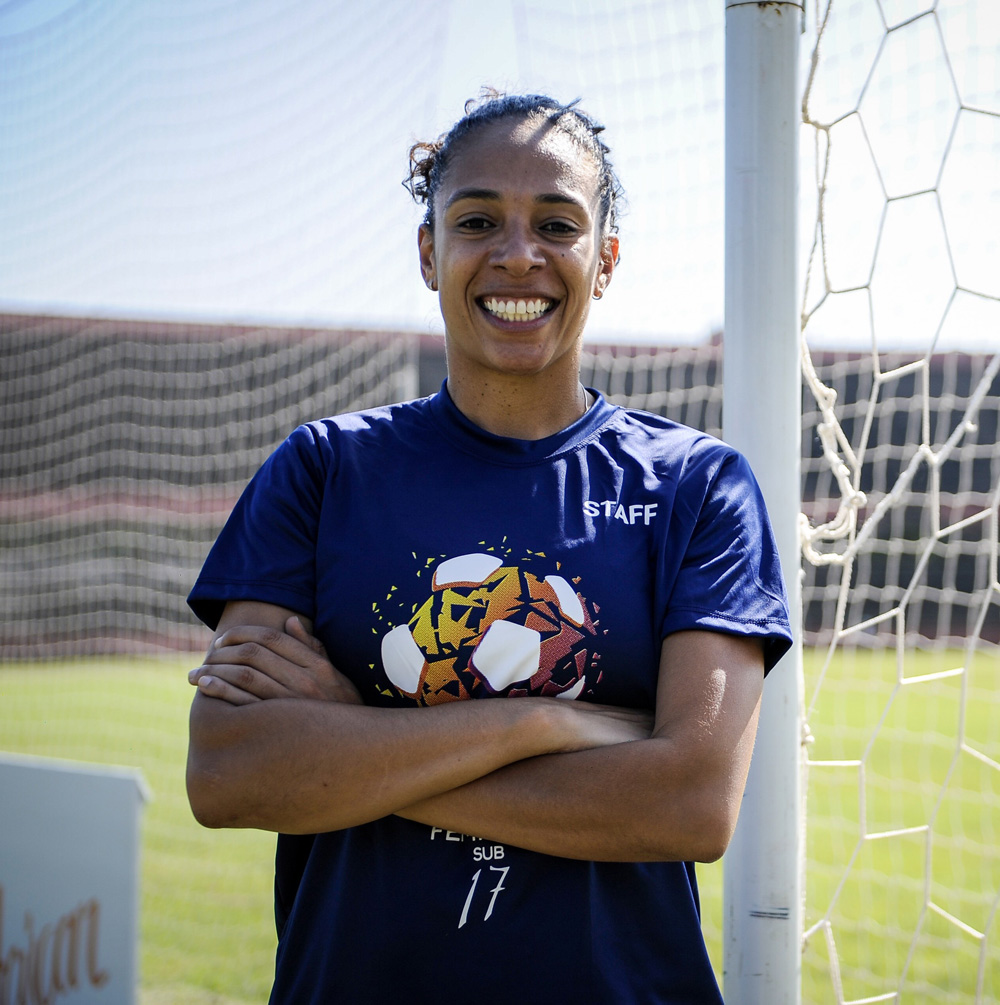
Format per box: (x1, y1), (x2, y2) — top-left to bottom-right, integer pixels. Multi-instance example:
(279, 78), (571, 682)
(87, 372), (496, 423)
(536, 192), (589, 212)
(444, 187), (589, 212)
(444, 187), (500, 209)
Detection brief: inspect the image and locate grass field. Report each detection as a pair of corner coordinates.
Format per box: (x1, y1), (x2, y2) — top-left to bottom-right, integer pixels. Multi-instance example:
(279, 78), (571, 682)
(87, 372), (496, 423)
(800, 645), (1000, 1003)
(1, 648), (997, 1003)
(0, 659), (276, 1004)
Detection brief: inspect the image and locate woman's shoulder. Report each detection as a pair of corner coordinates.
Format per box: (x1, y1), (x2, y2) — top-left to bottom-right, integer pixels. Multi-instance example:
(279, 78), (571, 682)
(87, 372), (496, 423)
(601, 401), (735, 462)
(251, 396), (436, 483)
(290, 394), (435, 443)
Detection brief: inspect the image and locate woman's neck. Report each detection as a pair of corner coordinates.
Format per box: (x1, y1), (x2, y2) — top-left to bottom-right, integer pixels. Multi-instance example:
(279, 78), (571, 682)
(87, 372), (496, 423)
(445, 371), (592, 440)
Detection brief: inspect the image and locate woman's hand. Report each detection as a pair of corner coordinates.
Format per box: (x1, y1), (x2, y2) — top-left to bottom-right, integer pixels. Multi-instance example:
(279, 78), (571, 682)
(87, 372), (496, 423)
(189, 612), (651, 748)
(188, 616), (363, 706)
(544, 698), (653, 752)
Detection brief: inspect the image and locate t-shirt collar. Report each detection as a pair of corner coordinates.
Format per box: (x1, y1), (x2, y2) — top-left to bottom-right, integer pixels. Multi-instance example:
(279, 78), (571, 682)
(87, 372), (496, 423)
(428, 379), (615, 464)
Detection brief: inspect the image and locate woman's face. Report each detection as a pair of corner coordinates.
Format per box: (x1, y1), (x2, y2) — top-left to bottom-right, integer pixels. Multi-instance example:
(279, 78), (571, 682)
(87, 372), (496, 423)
(418, 115), (617, 387)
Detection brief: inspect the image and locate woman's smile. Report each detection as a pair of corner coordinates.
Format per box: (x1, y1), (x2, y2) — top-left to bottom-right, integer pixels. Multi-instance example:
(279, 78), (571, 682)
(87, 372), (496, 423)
(479, 296), (556, 324)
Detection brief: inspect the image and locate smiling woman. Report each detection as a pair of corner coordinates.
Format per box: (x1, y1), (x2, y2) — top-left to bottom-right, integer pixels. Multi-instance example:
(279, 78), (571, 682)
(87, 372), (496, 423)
(409, 94), (622, 439)
(184, 90), (794, 1004)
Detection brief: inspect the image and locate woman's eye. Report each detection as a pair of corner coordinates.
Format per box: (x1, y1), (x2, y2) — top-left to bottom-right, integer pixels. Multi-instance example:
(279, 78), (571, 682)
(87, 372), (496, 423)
(457, 216), (493, 232)
(541, 220), (578, 236)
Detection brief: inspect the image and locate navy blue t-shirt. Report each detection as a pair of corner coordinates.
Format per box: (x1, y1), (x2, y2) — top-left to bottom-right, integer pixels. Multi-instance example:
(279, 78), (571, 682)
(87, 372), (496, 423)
(189, 385), (792, 1004)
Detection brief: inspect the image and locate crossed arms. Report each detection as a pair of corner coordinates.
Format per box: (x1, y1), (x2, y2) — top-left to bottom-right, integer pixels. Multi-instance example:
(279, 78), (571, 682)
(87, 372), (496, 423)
(186, 600), (765, 863)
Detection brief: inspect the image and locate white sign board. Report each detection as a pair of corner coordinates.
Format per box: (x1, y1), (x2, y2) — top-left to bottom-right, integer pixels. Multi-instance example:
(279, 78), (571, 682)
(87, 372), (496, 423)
(0, 753), (149, 1004)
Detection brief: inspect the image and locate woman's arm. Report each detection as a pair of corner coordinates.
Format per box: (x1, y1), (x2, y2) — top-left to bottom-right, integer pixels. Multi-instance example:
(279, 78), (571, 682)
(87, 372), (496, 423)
(186, 601), (652, 835)
(397, 630), (765, 862)
(189, 605), (763, 862)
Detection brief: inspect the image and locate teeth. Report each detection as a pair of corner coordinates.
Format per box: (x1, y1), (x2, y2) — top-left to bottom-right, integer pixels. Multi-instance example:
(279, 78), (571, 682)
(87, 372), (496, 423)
(483, 297), (552, 322)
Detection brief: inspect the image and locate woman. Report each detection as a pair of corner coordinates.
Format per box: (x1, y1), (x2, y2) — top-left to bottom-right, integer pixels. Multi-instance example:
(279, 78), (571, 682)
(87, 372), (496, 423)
(187, 92), (792, 1003)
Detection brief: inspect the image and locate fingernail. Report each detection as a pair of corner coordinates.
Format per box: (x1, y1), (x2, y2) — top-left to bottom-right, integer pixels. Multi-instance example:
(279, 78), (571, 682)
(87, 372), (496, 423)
(198, 675), (214, 688)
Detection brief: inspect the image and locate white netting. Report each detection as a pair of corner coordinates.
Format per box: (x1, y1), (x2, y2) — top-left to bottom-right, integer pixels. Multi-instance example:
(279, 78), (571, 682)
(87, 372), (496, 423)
(0, 314), (416, 658)
(799, 1), (1000, 1000)
(580, 339), (723, 436)
(0, 0), (727, 344)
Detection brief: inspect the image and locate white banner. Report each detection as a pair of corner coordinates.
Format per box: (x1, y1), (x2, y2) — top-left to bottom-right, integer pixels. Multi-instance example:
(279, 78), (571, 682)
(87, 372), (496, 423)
(0, 753), (149, 1005)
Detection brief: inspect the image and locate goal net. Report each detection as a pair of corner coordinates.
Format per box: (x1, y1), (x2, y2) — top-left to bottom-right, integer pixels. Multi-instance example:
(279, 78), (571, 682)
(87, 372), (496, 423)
(0, 314), (416, 658)
(798, 1), (1000, 1001)
(0, 322), (723, 661)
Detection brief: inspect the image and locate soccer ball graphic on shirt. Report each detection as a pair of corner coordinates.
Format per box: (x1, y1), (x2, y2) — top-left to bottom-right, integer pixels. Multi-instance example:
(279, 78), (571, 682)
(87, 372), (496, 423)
(379, 552), (600, 705)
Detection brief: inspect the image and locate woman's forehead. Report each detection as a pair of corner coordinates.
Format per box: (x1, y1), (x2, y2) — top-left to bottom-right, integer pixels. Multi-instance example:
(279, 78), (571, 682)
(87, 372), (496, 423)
(440, 116), (601, 204)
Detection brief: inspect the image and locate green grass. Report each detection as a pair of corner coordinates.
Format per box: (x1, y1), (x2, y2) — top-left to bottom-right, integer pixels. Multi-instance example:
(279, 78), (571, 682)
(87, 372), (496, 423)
(0, 659), (276, 1004)
(801, 645), (1000, 1003)
(1, 647), (998, 1003)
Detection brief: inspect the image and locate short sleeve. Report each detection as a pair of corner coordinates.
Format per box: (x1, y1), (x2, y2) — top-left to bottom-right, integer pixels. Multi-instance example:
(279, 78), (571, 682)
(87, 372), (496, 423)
(187, 423), (331, 630)
(659, 449), (793, 674)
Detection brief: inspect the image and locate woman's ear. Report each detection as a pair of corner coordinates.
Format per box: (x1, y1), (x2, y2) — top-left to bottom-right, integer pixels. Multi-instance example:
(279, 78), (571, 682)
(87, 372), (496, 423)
(606, 234), (620, 269)
(593, 235), (619, 298)
(418, 224), (437, 291)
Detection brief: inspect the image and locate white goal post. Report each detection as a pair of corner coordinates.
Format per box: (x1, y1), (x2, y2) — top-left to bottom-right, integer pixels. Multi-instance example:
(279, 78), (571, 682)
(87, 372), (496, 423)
(722, 3), (805, 1003)
(722, 2), (1000, 1001)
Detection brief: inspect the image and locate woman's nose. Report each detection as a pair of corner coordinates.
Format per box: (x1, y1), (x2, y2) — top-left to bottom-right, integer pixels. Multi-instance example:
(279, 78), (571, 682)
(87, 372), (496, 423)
(490, 223), (545, 275)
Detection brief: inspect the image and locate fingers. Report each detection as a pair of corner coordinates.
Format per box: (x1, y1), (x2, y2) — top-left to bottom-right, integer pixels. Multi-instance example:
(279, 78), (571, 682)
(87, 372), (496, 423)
(211, 622), (318, 670)
(565, 698), (652, 723)
(187, 623), (311, 702)
(188, 659), (287, 701)
(201, 624), (326, 697)
(285, 616), (329, 657)
(190, 671), (261, 706)
(561, 700), (654, 745)
(189, 621), (364, 705)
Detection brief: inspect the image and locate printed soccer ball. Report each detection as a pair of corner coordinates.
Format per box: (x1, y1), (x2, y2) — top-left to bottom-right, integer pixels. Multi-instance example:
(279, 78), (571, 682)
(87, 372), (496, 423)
(380, 552), (597, 705)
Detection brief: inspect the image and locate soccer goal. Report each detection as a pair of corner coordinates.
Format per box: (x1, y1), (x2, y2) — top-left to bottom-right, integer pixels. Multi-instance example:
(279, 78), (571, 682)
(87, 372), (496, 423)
(723, 1), (1000, 1002)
